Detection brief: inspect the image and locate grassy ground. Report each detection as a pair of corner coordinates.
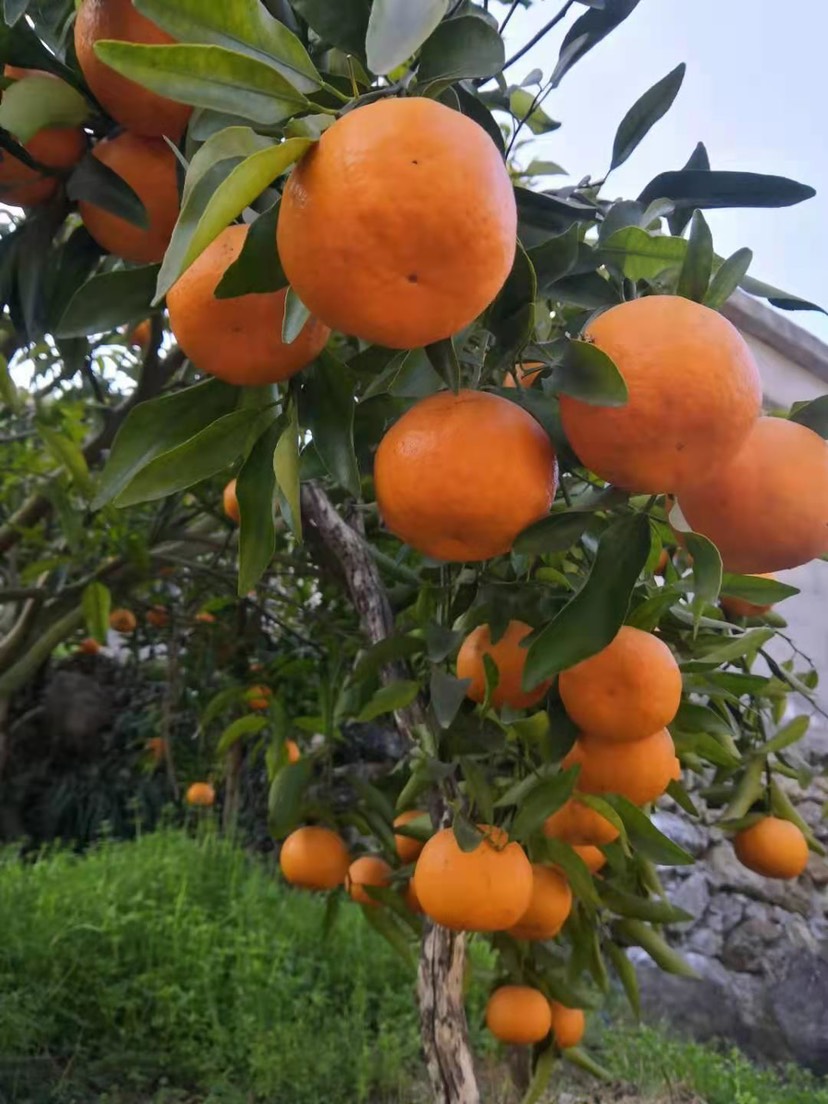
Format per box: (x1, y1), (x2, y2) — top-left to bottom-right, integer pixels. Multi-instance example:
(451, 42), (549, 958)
(0, 830), (825, 1104)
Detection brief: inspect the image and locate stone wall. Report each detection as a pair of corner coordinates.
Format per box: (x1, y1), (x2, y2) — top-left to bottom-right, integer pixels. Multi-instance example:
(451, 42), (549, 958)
(635, 723), (828, 1073)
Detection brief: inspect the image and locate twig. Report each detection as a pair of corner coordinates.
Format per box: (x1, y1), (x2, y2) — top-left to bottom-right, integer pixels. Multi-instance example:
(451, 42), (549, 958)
(499, 0), (522, 34)
(502, 1), (574, 72)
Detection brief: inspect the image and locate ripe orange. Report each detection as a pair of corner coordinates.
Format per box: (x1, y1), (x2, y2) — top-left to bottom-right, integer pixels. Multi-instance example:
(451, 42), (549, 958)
(721, 574), (776, 619)
(284, 739), (301, 764)
(559, 296), (761, 493)
(109, 608), (137, 633)
(223, 478), (240, 523)
(549, 1001), (585, 1049)
(563, 728), (678, 806)
(572, 844), (607, 874)
(457, 620), (551, 710)
(277, 96), (516, 349)
(0, 124), (85, 208)
(146, 605), (169, 628)
(128, 319), (152, 351)
(503, 361), (544, 389)
(413, 825), (533, 931)
(346, 855), (393, 907)
(78, 637), (101, 655)
(404, 879), (422, 914)
(655, 548), (670, 575)
(486, 986), (552, 1045)
(167, 224), (330, 386)
(280, 825), (350, 890)
(247, 685), (272, 712)
(186, 782), (215, 807)
(394, 810), (427, 864)
(146, 736), (166, 763)
(734, 816), (809, 880)
(195, 611), (216, 624)
(375, 390), (557, 562)
(78, 132), (179, 264)
(677, 417), (828, 573)
(543, 800), (619, 846)
(74, 0), (191, 139)
(508, 864), (572, 941)
(558, 625), (682, 743)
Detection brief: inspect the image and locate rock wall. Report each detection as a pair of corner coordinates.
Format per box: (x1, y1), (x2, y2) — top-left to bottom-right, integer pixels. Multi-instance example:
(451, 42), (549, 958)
(635, 722), (828, 1073)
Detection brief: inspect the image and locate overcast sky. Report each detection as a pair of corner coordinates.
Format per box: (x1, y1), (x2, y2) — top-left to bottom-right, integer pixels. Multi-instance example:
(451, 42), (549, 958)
(503, 0), (828, 343)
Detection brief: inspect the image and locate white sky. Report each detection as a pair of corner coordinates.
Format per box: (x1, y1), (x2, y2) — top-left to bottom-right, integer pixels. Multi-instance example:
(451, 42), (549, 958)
(504, 0), (828, 343)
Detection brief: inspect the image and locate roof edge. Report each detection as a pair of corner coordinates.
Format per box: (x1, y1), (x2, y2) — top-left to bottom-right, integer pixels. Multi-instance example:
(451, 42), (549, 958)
(722, 289), (828, 386)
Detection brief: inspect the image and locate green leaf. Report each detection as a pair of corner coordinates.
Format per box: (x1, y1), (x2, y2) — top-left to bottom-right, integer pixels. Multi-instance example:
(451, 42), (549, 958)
(352, 635), (425, 682)
(417, 15), (504, 82)
(116, 408), (267, 506)
(38, 425), (93, 498)
(666, 779), (699, 817)
(704, 247), (753, 310)
(425, 338), (460, 392)
(601, 226), (687, 281)
(290, 0), (370, 57)
(0, 73), (90, 142)
(430, 668), (470, 730)
(598, 884), (693, 924)
(3, 0), (29, 27)
(424, 623), (463, 663)
(67, 152), (148, 229)
(739, 273), (825, 314)
(82, 582), (111, 644)
(217, 714), (268, 756)
(562, 1047), (614, 1079)
(529, 224), (581, 293)
(554, 338), (627, 407)
(273, 398), (303, 539)
(513, 511), (591, 556)
(508, 88), (560, 134)
(551, 0), (642, 87)
(94, 42), (309, 126)
(303, 352), (360, 497)
(535, 837), (599, 905)
(282, 286), (311, 343)
(638, 170), (815, 211)
(460, 757), (495, 824)
(720, 573), (799, 605)
(676, 210), (713, 302)
(134, 0), (322, 93)
(237, 418), (280, 595)
(94, 379), (238, 509)
(356, 680), (420, 723)
(487, 241), (537, 363)
(685, 531), (722, 624)
(214, 202), (286, 298)
(366, 0), (450, 75)
(607, 797), (694, 866)
(56, 265), (159, 338)
(759, 715), (810, 756)
(523, 514), (651, 687)
(605, 943), (640, 1020)
(614, 918), (698, 978)
(452, 809), (484, 853)
(157, 136), (312, 300)
(361, 904), (417, 968)
(789, 396), (828, 439)
(0, 354), (20, 413)
(610, 63), (685, 171)
(511, 768), (579, 841)
(268, 758), (313, 838)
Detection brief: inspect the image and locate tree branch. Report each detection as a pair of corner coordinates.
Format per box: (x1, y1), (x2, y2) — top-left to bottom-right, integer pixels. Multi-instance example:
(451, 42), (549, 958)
(502, 0), (574, 72)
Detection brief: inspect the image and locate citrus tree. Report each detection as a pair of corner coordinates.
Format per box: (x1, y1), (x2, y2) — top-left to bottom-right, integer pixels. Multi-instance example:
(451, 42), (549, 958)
(1, 1), (828, 1102)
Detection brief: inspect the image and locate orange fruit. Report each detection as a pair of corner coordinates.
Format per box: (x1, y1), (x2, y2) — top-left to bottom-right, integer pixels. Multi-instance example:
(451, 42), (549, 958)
(223, 478), (240, 523)
(734, 816), (809, 880)
(109, 608), (137, 633)
(247, 685), (272, 711)
(676, 417), (828, 573)
(549, 1001), (585, 1049)
(146, 736), (166, 763)
(78, 132), (179, 264)
(346, 855), (393, 906)
(146, 605), (169, 628)
(394, 810), (427, 864)
(503, 361), (544, 389)
(559, 296), (761, 493)
(543, 800), (619, 846)
(186, 782), (215, 807)
(457, 620), (551, 710)
(572, 844), (606, 874)
(558, 625), (682, 743)
(485, 986), (552, 1045)
(78, 637), (101, 655)
(74, 0), (191, 140)
(413, 825), (532, 931)
(564, 728), (677, 806)
(655, 548), (670, 575)
(195, 611), (216, 624)
(0, 124), (85, 207)
(508, 864), (572, 941)
(375, 390), (557, 562)
(284, 739), (301, 764)
(167, 224), (330, 386)
(277, 96), (516, 349)
(280, 825), (350, 890)
(128, 319), (152, 351)
(404, 880), (421, 914)
(721, 574), (776, 619)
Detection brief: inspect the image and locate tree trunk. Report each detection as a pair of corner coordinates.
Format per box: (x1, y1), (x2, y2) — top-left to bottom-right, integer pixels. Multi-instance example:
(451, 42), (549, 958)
(301, 482), (480, 1104)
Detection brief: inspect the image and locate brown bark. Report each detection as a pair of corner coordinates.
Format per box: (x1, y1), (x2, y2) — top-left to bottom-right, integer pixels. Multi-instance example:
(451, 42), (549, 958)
(300, 481), (480, 1104)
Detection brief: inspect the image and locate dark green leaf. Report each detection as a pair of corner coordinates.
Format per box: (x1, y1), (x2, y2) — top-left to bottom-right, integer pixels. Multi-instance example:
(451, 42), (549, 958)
(666, 779), (699, 817)
(760, 715), (810, 756)
(534, 836), (599, 905)
(685, 531), (722, 624)
(608, 797), (694, 865)
(360, 905), (417, 969)
(215, 202), (286, 297)
(454, 83), (505, 155)
(610, 63), (685, 171)
(430, 668), (470, 729)
(677, 210), (713, 302)
(352, 634), (425, 681)
(516, 186), (597, 235)
(38, 425), (93, 498)
(614, 918), (698, 977)
(4, 0), (29, 27)
(57, 265), (159, 338)
(425, 338), (460, 392)
(217, 714), (268, 756)
(282, 286), (311, 343)
(94, 380), (239, 508)
(524, 514), (651, 687)
(511, 767), (579, 841)
(424, 623), (463, 663)
(290, 0), (370, 56)
(237, 418), (280, 594)
(418, 15), (503, 82)
(268, 758), (313, 837)
(790, 395), (828, 438)
(508, 88), (560, 134)
(66, 152), (148, 229)
(460, 757), (495, 823)
(739, 273), (826, 314)
(551, 0), (641, 87)
(487, 240), (536, 363)
(606, 942), (640, 1019)
(704, 247), (753, 310)
(554, 338), (627, 406)
(452, 809), (484, 853)
(720, 573), (799, 604)
(366, 0), (450, 75)
(598, 884), (693, 924)
(529, 224), (581, 293)
(600, 226), (686, 281)
(639, 170), (815, 211)
(303, 352), (360, 496)
(356, 680), (420, 723)
(547, 272), (620, 310)
(82, 582), (111, 644)
(513, 511), (591, 555)
(273, 398), (303, 538)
